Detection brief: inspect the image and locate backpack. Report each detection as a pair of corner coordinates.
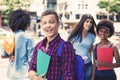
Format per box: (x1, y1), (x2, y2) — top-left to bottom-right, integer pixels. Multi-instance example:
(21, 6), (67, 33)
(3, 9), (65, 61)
(75, 55), (84, 80)
(4, 33), (14, 55)
(58, 41), (84, 80)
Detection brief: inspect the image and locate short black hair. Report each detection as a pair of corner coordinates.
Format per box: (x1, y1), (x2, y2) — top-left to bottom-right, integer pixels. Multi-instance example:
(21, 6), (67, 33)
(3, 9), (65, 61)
(9, 9), (30, 32)
(96, 19), (114, 37)
(41, 10), (59, 22)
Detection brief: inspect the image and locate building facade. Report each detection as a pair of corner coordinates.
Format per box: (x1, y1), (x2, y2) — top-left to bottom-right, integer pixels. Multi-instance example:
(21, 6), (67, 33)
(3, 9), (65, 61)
(57, 0), (100, 30)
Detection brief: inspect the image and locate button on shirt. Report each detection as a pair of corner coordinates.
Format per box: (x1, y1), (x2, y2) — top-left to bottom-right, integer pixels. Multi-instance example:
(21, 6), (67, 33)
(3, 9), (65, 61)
(29, 34), (75, 80)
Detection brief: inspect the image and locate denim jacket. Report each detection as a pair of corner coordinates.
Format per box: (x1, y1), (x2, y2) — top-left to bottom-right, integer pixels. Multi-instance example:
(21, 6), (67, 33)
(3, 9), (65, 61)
(7, 30), (34, 80)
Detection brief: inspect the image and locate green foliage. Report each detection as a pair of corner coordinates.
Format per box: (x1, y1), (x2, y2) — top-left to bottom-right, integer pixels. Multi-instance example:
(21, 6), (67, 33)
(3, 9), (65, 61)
(109, 2), (120, 13)
(0, 0), (30, 25)
(98, 0), (120, 14)
(15, 0), (20, 4)
(98, 1), (110, 9)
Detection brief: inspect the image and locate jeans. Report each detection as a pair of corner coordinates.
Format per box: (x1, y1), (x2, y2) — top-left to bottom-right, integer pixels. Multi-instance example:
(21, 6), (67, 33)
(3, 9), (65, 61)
(84, 62), (92, 80)
(94, 75), (116, 80)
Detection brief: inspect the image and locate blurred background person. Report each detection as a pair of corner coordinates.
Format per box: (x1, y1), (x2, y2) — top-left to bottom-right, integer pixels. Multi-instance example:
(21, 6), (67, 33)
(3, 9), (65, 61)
(68, 14), (96, 80)
(7, 9), (34, 80)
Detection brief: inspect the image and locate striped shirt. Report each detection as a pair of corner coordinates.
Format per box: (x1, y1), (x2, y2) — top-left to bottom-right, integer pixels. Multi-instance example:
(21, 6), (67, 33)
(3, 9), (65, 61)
(29, 34), (75, 80)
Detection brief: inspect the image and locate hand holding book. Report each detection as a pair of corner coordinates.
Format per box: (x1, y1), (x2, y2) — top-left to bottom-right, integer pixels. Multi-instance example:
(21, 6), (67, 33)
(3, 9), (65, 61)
(37, 49), (51, 77)
(97, 48), (113, 70)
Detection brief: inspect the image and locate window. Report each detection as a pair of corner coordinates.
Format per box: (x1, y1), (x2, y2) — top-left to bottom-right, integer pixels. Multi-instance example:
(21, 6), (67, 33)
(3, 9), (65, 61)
(85, 4), (88, 9)
(65, 14), (69, 19)
(76, 14), (80, 19)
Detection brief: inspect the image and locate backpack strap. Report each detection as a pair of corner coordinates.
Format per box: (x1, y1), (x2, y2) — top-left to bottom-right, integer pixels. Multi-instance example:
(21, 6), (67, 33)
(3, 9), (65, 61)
(9, 35), (15, 61)
(94, 44), (98, 60)
(58, 41), (65, 80)
(58, 41), (65, 56)
(109, 43), (113, 48)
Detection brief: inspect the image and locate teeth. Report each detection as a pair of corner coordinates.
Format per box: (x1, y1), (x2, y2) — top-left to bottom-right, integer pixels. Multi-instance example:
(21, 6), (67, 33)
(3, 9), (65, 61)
(46, 29), (52, 33)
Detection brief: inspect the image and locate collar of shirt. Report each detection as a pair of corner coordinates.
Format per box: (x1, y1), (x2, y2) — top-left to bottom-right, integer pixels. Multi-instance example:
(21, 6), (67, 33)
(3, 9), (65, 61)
(40, 34), (62, 53)
(14, 30), (24, 34)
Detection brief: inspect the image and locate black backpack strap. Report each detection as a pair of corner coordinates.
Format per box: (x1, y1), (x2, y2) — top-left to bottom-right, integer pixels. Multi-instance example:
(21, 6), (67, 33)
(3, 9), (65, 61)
(109, 43), (113, 48)
(94, 44), (98, 59)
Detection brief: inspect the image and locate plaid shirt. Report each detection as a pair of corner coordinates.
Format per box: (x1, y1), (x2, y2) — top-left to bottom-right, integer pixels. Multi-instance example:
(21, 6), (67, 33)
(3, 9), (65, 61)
(29, 34), (75, 80)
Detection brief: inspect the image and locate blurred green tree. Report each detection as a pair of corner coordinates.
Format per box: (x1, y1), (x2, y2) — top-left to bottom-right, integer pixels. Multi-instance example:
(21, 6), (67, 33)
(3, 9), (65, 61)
(98, 0), (120, 21)
(98, 0), (120, 13)
(0, 0), (30, 26)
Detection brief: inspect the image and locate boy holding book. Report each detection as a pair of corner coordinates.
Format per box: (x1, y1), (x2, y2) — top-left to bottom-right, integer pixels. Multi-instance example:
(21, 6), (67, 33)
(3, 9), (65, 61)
(28, 10), (75, 80)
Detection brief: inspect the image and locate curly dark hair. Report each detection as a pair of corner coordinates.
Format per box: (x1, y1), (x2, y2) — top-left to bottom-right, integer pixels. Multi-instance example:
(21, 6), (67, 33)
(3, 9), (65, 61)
(96, 19), (114, 37)
(9, 9), (30, 32)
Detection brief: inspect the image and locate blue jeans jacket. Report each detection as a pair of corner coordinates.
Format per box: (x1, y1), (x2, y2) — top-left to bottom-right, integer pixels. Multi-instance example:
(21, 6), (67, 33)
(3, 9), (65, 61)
(7, 30), (34, 80)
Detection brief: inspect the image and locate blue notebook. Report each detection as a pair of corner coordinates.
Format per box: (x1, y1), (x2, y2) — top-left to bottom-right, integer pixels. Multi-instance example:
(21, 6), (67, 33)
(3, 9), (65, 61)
(37, 49), (51, 76)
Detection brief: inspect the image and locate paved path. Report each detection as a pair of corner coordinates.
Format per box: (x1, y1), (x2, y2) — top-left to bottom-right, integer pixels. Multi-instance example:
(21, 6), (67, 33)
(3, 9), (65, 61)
(0, 58), (9, 80)
(0, 50), (120, 80)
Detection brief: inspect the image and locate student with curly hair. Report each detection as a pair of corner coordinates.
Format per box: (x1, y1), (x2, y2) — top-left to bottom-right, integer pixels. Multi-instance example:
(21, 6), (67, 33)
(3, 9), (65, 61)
(92, 20), (120, 80)
(7, 9), (34, 80)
